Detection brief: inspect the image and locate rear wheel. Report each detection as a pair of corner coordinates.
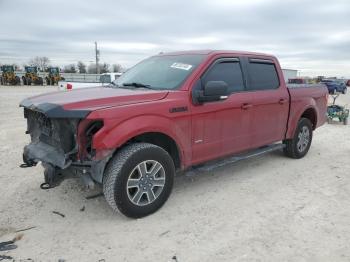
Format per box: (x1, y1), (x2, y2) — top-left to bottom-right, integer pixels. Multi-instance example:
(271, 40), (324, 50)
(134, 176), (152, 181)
(283, 118), (313, 159)
(343, 88), (347, 94)
(103, 143), (175, 218)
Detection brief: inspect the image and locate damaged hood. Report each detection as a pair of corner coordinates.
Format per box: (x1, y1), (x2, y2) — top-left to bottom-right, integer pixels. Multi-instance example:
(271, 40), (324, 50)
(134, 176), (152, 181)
(20, 87), (169, 118)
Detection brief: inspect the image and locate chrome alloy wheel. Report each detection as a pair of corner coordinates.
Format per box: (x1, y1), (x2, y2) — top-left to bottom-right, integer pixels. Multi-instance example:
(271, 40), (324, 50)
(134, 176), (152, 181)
(297, 126), (310, 153)
(126, 160), (166, 206)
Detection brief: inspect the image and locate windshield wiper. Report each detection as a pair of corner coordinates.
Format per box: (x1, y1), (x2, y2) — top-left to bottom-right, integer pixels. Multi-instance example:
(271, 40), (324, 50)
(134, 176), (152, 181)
(122, 82), (152, 89)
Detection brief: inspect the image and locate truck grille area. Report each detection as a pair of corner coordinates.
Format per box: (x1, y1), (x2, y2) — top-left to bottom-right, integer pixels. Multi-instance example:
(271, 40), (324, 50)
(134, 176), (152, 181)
(24, 108), (79, 156)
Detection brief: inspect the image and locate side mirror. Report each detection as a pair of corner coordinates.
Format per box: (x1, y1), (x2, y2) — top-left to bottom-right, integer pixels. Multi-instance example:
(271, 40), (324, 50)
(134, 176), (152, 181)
(194, 81), (228, 104)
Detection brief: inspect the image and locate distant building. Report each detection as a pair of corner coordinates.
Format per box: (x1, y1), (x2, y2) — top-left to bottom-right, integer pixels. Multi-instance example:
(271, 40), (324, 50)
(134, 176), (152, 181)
(282, 69), (298, 83)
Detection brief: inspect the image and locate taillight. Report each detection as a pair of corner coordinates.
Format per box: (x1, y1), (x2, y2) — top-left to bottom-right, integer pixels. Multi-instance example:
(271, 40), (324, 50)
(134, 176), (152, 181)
(67, 83), (72, 90)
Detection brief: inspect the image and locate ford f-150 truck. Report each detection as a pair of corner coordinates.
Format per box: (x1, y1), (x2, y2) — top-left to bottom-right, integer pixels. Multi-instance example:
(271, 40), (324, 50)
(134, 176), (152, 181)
(20, 50), (328, 218)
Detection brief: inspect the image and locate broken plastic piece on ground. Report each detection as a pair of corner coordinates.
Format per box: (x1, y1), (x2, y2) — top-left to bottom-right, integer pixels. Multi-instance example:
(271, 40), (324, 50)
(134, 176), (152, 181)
(85, 192), (103, 200)
(40, 183), (51, 190)
(0, 234), (23, 252)
(19, 163), (33, 168)
(0, 244), (17, 252)
(52, 211), (65, 218)
(0, 255), (14, 261)
(15, 226), (36, 233)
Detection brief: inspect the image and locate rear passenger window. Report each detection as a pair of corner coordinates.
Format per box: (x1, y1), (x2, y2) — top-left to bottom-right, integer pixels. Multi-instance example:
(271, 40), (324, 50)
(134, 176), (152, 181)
(247, 61), (279, 90)
(203, 61), (244, 93)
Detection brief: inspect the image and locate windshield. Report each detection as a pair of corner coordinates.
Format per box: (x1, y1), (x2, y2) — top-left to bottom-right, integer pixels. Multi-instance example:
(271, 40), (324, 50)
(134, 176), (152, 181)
(50, 68), (59, 74)
(2, 66), (14, 72)
(26, 67), (37, 73)
(113, 54), (205, 90)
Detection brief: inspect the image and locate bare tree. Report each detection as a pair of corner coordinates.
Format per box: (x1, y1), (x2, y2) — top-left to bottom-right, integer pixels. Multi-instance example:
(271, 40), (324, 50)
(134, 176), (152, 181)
(77, 61), (87, 73)
(87, 63), (97, 74)
(87, 63), (110, 74)
(112, 63), (123, 72)
(63, 64), (77, 73)
(100, 63), (110, 74)
(28, 56), (50, 71)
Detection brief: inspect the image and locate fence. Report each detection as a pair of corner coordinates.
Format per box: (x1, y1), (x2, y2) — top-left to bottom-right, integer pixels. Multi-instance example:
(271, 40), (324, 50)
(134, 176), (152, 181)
(12, 71), (102, 82)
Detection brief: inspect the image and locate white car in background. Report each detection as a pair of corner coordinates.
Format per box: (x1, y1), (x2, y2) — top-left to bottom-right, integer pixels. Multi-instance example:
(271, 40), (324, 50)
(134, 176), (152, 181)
(58, 72), (122, 91)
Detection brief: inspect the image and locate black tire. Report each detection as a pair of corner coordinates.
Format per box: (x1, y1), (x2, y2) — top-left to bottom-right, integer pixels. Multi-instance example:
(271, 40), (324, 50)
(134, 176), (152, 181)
(343, 88), (347, 94)
(27, 78), (32, 85)
(22, 76), (27, 85)
(344, 118), (348, 125)
(283, 118), (313, 159)
(15, 76), (20, 85)
(103, 143), (175, 218)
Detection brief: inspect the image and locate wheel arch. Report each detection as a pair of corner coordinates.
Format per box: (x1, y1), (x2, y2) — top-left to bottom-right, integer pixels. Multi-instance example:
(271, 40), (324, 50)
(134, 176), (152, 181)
(300, 107), (317, 129)
(286, 105), (318, 139)
(122, 132), (182, 170)
(92, 115), (189, 170)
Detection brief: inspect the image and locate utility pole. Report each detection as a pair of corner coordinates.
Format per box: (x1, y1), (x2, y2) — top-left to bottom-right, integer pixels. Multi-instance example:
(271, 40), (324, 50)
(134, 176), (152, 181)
(95, 41), (100, 74)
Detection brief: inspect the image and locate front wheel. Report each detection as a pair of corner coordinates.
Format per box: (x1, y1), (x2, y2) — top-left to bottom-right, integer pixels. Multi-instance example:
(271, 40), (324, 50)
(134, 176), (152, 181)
(283, 118), (313, 159)
(103, 143), (175, 218)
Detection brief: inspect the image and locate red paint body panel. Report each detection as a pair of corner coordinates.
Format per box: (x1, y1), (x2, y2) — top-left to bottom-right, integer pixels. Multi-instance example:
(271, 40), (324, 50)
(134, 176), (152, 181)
(24, 50), (328, 170)
(286, 86), (328, 138)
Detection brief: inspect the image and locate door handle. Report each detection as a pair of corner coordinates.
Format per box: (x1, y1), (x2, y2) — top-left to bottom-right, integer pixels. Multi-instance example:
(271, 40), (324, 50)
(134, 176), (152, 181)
(241, 103), (253, 110)
(279, 98), (287, 105)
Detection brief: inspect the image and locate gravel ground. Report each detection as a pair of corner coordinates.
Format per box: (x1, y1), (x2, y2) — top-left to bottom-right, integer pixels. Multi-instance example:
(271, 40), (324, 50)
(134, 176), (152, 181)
(0, 86), (349, 262)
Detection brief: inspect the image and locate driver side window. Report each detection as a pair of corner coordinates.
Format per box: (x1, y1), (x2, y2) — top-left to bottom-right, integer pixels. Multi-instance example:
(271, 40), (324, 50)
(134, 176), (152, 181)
(202, 61), (245, 94)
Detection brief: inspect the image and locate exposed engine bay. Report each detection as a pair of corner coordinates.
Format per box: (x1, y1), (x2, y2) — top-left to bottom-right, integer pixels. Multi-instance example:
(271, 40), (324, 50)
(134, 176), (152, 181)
(21, 106), (111, 190)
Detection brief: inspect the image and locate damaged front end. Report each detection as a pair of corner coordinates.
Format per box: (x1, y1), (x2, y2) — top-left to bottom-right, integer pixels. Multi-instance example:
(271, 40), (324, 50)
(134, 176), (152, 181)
(20, 102), (112, 190)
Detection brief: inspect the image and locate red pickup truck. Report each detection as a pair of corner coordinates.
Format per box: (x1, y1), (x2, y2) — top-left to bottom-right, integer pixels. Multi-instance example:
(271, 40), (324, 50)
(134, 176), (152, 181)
(20, 50), (328, 218)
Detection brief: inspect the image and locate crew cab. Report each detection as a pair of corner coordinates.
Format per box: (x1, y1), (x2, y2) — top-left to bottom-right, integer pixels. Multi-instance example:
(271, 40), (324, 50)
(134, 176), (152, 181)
(58, 72), (122, 91)
(20, 50), (328, 218)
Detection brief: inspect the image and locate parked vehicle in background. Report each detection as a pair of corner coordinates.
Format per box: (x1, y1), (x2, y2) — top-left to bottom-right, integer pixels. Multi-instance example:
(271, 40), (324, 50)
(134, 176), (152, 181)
(288, 78), (308, 84)
(321, 79), (347, 94)
(46, 67), (65, 85)
(0, 65), (21, 85)
(22, 66), (44, 85)
(58, 72), (122, 90)
(20, 50), (328, 218)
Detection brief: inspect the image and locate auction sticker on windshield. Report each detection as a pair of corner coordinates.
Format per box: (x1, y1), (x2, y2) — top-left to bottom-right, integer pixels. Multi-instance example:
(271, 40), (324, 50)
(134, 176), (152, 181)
(170, 63), (193, 70)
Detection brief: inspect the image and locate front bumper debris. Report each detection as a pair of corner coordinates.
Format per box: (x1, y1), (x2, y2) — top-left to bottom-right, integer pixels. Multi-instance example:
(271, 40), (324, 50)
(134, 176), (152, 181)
(21, 106), (113, 189)
(23, 141), (71, 169)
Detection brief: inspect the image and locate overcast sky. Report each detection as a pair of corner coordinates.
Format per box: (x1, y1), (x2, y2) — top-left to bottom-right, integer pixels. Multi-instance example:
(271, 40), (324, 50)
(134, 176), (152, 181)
(0, 0), (349, 77)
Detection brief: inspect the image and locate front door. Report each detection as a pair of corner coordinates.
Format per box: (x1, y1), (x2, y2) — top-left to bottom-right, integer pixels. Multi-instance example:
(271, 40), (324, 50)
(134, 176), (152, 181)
(190, 57), (254, 165)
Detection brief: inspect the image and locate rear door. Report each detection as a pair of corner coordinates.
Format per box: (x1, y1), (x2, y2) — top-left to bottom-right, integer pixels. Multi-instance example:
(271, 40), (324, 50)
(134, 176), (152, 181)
(244, 58), (289, 148)
(190, 57), (254, 164)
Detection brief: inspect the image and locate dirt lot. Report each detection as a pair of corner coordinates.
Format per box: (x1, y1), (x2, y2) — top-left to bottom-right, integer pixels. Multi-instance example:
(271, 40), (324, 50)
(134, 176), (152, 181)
(0, 85), (349, 262)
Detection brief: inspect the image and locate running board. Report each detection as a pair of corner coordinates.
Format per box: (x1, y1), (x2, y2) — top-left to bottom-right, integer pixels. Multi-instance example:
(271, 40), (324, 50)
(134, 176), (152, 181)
(188, 143), (285, 174)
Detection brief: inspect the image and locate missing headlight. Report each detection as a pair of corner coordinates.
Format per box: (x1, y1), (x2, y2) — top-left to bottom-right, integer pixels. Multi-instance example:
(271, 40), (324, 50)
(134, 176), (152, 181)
(85, 121), (104, 156)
